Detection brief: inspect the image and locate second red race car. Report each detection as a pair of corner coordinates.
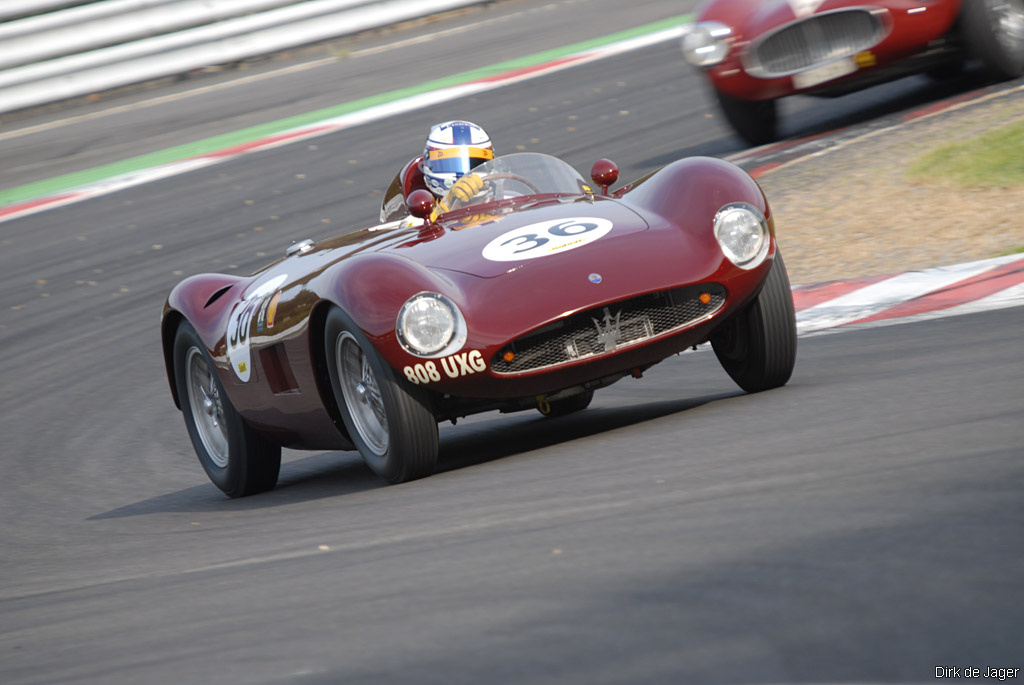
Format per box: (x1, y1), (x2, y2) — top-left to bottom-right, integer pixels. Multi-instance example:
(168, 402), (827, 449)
(681, 0), (1024, 144)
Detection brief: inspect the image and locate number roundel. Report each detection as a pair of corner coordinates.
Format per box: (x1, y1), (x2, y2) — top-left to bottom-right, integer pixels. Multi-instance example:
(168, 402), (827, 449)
(481, 217), (613, 262)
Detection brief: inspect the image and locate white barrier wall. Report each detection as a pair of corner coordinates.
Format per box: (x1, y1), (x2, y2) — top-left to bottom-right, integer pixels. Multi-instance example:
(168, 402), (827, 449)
(0, 0), (488, 115)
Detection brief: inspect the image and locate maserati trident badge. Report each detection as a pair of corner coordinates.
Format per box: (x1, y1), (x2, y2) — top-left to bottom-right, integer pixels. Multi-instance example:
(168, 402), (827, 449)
(593, 307), (622, 352)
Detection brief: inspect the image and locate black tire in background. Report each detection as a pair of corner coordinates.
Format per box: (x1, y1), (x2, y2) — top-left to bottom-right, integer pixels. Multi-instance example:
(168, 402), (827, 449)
(961, 0), (1024, 79)
(711, 251), (797, 393)
(173, 321), (281, 497)
(324, 307), (439, 484)
(538, 390), (594, 418)
(715, 89), (779, 146)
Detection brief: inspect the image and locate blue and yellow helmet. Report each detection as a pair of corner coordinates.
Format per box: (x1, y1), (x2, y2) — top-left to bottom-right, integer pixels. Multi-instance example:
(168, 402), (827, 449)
(421, 121), (494, 197)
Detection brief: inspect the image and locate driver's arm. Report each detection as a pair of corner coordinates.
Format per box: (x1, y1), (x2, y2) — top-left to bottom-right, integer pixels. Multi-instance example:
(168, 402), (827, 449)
(449, 173), (484, 204)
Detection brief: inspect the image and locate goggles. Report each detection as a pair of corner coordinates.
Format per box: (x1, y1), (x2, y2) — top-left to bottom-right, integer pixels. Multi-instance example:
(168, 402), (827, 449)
(427, 146), (494, 175)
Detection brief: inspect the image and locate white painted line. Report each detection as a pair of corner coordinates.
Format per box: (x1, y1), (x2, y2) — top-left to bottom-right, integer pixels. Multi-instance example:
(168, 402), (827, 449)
(796, 257), (1017, 334)
(0, 6), (526, 143)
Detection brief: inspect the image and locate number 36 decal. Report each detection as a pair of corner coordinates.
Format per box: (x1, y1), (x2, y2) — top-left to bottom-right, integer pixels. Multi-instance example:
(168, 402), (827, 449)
(482, 217), (613, 262)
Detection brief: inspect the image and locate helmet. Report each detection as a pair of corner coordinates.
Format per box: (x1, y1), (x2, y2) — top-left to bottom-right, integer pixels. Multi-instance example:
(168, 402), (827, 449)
(421, 121), (494, 197)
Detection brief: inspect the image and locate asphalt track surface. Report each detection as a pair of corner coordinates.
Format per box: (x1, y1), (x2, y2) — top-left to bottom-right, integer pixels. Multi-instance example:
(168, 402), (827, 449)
(2, 1), (1022, 683)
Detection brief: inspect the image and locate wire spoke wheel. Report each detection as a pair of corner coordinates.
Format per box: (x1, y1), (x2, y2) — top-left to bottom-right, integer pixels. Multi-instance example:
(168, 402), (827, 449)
(324, 308), (439, 484)
(184, 347), (230, 467)
(336, 331), (389, 457)
(173, 321), (281, 497)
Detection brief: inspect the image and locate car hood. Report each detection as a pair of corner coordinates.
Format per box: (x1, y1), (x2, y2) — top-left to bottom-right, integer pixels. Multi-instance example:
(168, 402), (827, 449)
(703, 0), (865, 33)
(382, 196), (651, 279)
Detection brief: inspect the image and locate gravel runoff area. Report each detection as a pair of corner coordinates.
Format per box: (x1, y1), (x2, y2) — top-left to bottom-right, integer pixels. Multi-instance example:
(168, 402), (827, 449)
(754, 89), (1024, 286)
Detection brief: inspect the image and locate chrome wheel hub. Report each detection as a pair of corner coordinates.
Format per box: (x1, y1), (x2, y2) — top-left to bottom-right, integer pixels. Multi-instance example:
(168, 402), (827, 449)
(336, 332), (389, 456)
(184, 347), (230, 468)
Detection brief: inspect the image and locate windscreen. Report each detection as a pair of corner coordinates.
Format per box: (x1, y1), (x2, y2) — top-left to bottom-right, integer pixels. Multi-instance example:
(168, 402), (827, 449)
(440, 152), (591, 211)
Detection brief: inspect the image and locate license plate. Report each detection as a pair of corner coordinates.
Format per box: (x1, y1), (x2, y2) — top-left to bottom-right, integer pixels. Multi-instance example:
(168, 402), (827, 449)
(792, 58), (857, 89)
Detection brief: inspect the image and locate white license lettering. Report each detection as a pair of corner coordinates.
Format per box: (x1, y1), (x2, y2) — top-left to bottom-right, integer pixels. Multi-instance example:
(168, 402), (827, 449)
(404, 350), (487, 384)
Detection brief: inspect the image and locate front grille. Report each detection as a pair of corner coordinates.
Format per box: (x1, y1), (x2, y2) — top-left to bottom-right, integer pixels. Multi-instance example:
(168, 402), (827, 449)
(491, 285), (726, 374)
(746, 9), (887, 77)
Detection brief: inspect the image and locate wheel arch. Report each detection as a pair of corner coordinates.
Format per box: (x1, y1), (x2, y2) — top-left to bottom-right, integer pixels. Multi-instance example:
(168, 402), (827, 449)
(622, 156), (774, 238)
(161, 308), (186, 409)
(307, 299), (352, 444)
(161, 272), (244, 410)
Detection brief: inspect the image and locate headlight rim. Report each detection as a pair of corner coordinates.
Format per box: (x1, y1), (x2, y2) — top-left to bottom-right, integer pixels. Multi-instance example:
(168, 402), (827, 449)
(395, 291), (467, 358)
(713, 201), (770, 270)
(681, 21), (734, 68)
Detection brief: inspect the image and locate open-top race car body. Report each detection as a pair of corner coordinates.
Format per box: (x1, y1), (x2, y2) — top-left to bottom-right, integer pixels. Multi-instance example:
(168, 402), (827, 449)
(681, 0), (1024, 144)
(162, 152), (797, 496)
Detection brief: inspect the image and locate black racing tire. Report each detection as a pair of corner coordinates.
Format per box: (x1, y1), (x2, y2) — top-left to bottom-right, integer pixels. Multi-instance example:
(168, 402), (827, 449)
(324, 307), (438, 484)
(925, 58), (965, 82)
(961, 0), (1024, 79)
(538, 390), (594, 418)
(715, 89), (779, 146)
(173, 321), (281, 497)
(711, 251), (797, 393)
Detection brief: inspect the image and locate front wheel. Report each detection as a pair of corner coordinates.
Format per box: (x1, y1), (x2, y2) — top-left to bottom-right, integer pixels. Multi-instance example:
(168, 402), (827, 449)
(961, 0), (1024, 79)
(173, 322), (281, 497)
(715, 90), (779, 146)
(325, 308), (438, 484)
(711, 251), (797, 393)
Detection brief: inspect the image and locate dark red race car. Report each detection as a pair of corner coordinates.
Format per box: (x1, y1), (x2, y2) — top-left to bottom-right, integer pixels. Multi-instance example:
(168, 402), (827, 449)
(681, 0), (1024, 144)
(161, 152), (796, 497)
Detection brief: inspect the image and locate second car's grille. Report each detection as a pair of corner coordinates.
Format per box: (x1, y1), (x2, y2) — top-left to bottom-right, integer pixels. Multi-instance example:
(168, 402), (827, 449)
(491, 285), (726, 374)
(746, 9), (887, 77)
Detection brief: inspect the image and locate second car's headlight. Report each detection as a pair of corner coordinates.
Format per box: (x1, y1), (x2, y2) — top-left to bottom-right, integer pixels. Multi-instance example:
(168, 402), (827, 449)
(681, 21), (733, 68)
(714, 202), (770, 269)
(396, 292), (467, 357)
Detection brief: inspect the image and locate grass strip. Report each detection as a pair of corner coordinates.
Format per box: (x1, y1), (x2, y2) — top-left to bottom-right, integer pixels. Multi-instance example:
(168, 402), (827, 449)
(907, 118), (1024, 188)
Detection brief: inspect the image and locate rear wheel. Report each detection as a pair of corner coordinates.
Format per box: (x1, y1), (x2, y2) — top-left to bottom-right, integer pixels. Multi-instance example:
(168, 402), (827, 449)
(962, 0), (1024, 79)
(325, 308), (438, 484)
(715, 90), (779, 146)
(711, 252), (797, 393)
(174, 322), (281, 497)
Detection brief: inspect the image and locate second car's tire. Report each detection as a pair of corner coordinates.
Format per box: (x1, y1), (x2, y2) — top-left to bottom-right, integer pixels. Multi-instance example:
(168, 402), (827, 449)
(715, 90), (779, 146)
(711, 251), (797, 393)
(324, 307), (439, 484)
(538, 390), (594, 418)
(173, 321), (281, 497)
(961, 0), (1024, 79)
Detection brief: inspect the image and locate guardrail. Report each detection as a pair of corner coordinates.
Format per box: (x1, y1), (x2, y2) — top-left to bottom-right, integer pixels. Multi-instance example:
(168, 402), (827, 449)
(0, 0), (489, 116)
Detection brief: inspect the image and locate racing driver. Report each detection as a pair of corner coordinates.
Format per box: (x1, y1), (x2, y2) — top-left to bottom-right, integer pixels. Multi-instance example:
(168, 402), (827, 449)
(379, 120), (494, 223)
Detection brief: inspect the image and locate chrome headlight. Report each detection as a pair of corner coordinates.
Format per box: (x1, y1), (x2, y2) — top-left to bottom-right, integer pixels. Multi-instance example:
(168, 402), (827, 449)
(681, 21), (733, 68)
(714, 202), (770, 269)
(396, 292), (467, 358)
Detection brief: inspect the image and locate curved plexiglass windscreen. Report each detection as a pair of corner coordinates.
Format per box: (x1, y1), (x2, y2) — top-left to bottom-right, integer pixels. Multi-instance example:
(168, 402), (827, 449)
(440, 152), (590, 211)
